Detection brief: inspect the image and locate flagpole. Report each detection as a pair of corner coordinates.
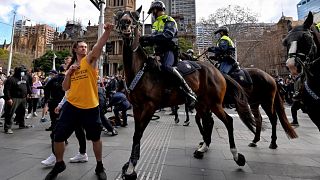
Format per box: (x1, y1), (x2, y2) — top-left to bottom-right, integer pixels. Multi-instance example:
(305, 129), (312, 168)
(73, 1), (76, 23)
(7, 11), (16, 76)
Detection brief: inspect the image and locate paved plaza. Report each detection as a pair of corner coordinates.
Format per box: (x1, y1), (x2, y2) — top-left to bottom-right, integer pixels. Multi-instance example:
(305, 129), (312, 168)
(0, 107), (320, 180)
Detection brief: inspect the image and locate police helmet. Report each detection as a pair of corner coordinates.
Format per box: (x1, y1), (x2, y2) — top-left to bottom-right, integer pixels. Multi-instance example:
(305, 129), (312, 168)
(148, 0), (166, 14)
(186, 49), (194, 54)
(214, 26), (229, 34)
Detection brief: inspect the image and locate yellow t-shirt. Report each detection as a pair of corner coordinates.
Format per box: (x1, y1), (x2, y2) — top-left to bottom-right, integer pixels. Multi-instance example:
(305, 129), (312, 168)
(66, 57), (99, 109)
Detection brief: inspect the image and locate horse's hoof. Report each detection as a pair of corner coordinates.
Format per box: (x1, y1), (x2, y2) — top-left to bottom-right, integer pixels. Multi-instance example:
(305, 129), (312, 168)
(197, 142), (204, 149)
(193, 150), (204, 159)
(269, 143), (278, 149)
(235, 153), (246, 166)
(175, 118), (179, 124)
(122, 172), (137, 180)
(248, 142), (257, 147)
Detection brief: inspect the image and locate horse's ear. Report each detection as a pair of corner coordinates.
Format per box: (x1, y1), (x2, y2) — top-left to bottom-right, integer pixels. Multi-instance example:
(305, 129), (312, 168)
(136, 5), (142, 14)
(132, 6), (142, 21)
(287, 20), (293, 32)
(304, 11), (313, 29)
(114, 10), (124, 20)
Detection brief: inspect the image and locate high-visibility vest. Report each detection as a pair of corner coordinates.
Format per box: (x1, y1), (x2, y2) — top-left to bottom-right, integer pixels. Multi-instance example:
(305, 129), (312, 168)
(217, 35), (235, 48)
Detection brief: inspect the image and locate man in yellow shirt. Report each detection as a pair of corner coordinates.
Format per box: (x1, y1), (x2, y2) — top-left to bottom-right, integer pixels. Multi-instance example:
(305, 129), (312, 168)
(45, 23), (113, 180)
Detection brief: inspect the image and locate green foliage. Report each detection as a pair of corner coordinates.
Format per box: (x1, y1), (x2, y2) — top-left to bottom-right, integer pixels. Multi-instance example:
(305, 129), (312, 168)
(33, 50), (71, 73)
(0, 49), (33, 70)
(178, 37), (193, 53)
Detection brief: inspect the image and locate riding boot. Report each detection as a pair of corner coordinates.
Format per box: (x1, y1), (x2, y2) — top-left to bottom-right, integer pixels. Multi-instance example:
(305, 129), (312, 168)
(172, 67), (197, 107)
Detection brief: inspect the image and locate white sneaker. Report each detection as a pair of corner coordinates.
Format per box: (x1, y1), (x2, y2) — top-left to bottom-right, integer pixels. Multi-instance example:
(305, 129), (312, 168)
(33, 112), (38, 117)
(26, 113), (32, 119)
(69, 152), (88, 163)
(41, 153), (56, 167)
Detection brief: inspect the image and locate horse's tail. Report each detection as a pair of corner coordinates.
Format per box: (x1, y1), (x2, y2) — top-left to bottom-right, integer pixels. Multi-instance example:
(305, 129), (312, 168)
(274, 87), (298, 139)
(223, 74), (256, 134)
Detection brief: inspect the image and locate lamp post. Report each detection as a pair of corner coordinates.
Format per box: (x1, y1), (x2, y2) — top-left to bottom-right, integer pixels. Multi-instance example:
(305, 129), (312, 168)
(7, 11), (16, 76)
(90, 0), (105, 78)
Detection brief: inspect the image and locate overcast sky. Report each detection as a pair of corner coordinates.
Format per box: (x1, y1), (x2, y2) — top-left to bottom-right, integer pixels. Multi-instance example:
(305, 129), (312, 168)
(0, 0), (301, 44)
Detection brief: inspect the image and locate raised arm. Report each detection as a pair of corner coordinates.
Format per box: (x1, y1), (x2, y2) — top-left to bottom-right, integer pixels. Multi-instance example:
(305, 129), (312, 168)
(87, 23), (114, 67)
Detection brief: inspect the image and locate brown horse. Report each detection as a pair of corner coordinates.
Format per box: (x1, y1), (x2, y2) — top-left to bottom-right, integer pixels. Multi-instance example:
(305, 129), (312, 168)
(115, 7), (256, 179)
(179, 53), (298, 149)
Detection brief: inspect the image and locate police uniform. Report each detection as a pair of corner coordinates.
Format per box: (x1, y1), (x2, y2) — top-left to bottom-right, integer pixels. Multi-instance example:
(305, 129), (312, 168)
(208, 26), (236, 74)
(139, 0), (197, 105)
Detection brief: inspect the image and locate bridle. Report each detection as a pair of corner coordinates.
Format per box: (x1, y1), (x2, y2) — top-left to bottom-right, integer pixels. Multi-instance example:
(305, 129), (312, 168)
(287, 30), (317, 77)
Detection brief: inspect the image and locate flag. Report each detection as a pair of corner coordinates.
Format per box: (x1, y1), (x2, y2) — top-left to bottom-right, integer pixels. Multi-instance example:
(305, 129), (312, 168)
(74, 1), (76, 8)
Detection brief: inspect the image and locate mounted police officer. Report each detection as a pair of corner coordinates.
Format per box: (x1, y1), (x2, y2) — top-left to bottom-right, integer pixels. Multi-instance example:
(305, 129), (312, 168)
(186, 49), (197, 61)
(139, 0), (197, 106)
(208, 26), (237, 74)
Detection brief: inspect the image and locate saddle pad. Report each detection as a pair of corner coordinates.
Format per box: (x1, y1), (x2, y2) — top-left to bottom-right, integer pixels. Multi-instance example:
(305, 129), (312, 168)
(230, 69), (253, 87)
(176, 61), (201, 76)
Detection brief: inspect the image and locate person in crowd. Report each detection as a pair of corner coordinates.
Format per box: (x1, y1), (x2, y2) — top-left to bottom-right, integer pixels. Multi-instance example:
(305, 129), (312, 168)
(3, 66), (31, 134)
(26, 75), (42, 119)
(0, 67), (6, 127)
(107, 90), (131, 127)
(45, 23), (113, 180)
(43, 67), (66, 131)
(116, 75), (126, 93)
(290, 73), (303, 126)
(40, 70), (58, 122)
(98, 80), (118, 136)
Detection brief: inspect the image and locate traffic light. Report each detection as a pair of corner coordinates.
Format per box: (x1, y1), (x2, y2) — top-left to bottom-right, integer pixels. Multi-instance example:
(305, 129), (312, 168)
(106, 42), (113, 53)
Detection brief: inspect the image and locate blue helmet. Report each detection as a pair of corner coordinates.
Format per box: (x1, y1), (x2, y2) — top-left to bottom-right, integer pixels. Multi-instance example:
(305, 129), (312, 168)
(148, 0), (166, 14)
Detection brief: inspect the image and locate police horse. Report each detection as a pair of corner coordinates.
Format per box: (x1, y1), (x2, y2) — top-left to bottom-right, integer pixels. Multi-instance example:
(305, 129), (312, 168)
(115, 7), (256, 179)
(283, 11), (320, 131)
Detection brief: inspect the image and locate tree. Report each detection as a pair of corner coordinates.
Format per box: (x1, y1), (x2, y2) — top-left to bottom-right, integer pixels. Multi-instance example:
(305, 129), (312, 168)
(178, 37), (193, 53)
(0, 49), (33, 71)
(200, 5), (263, 67)
(33, 50), (71, 73)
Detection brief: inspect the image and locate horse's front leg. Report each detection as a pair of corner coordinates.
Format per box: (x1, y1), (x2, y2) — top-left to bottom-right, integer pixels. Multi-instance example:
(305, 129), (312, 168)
(122, 103), (156, 180)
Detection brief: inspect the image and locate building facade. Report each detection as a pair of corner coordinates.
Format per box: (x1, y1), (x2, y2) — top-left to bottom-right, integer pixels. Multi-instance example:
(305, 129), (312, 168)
(196, 23), (217, 52)
(53, 0), (136, 76)
(235, 17), (303, 76)
(13, 23), (55, 58)
(297, 0), (320, 20)
(161, 0), (196, 46)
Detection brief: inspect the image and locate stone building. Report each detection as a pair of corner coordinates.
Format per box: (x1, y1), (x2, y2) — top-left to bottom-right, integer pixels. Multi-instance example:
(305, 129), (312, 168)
(53, 0), (136, 76)
(235, 16), (303, 76)
(13, 24), (55, 58)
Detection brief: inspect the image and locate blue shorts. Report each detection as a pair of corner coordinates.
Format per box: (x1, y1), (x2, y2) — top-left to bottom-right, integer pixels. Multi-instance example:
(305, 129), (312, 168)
(53, 102), (102, 142)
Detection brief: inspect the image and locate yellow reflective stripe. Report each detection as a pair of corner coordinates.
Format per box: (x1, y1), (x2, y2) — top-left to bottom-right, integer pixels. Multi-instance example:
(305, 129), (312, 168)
(316, 23), (320, 31)
(219, 35), (234, 47)
(152, 15), (177, 33)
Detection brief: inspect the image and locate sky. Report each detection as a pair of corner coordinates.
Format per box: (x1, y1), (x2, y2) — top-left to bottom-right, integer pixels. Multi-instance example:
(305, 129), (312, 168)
(0, 0), (302, 44)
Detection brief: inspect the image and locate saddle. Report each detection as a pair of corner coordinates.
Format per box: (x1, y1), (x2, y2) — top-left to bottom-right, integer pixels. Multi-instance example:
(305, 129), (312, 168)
(146, 56), (201, 76)
(229, 68), (253, 87)
(176, 60), (201, 76)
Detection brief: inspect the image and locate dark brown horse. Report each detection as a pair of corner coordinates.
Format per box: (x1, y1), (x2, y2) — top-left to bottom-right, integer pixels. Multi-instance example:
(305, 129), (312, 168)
(179, 51), (298, 150)
(115, 7), (256, 179)
(283, 12), (320, 131)
(194, 66), (297, 153)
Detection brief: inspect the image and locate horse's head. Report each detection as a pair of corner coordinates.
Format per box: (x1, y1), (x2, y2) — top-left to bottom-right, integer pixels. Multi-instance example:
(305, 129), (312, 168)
(283, 11), (318, 76)
(114, 6), (142, 38)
